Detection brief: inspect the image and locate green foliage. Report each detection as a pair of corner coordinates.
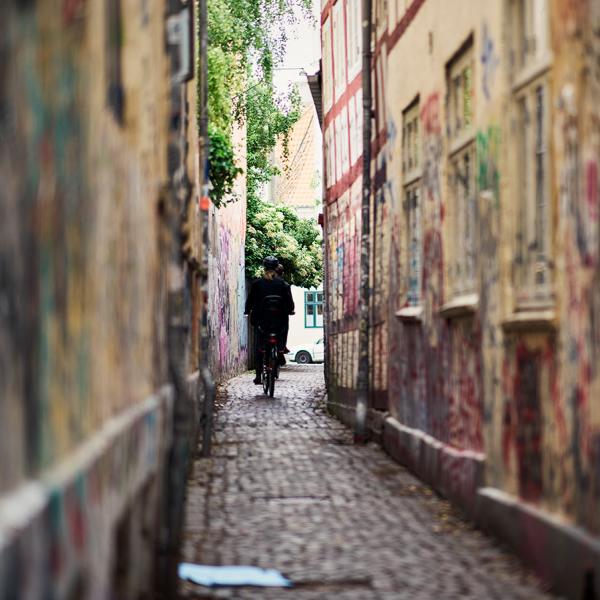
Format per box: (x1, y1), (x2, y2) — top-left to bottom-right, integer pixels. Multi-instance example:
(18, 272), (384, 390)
(246, 82), (302, 203)
(245, 196), (323, 288)
(206, 0), (321, 286)
(208, 124), (243, 206)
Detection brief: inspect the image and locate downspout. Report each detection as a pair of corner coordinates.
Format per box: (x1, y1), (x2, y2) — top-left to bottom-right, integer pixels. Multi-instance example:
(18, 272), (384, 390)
(355, 0), (372, 442)
(197, 0), (216, 458)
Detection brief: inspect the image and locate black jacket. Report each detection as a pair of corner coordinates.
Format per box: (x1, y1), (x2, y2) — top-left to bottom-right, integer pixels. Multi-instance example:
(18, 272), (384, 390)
(245, 277), (294, 326)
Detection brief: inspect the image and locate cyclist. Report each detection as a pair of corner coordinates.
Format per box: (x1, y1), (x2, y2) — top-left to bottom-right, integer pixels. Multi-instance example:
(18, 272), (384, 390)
(275, 263), (291, 353)
(245, 256), (295, 384)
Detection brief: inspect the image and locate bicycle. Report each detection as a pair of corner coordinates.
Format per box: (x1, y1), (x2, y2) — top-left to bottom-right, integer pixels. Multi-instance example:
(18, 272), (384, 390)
(262, 332), (279, 397)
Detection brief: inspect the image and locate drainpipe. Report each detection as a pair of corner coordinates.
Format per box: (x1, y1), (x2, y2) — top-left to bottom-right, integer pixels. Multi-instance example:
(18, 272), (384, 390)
(355, 0), (372, 443)
(197, 0), (216, 458)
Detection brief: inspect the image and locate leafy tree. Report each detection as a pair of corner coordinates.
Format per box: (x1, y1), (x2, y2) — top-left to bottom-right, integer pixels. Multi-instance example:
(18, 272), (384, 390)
(245, 196), (322, 288)
(206, 0), (322, 287)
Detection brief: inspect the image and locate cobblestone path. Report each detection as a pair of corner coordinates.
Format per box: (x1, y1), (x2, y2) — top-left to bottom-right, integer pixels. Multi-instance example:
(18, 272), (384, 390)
(180, 365), (555, 599)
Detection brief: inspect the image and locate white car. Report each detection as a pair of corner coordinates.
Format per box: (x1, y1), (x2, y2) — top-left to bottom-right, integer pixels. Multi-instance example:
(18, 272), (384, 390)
(286, 338), (324, 364)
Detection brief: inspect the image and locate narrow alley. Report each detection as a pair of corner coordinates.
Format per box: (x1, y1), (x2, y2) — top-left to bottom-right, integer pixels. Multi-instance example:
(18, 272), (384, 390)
(3, 0), (600, 598)
(180, 366), (553, 600)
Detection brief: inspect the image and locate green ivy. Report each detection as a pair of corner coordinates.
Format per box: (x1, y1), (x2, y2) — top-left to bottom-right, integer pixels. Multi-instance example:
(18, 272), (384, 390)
(208, 124), (243, 206)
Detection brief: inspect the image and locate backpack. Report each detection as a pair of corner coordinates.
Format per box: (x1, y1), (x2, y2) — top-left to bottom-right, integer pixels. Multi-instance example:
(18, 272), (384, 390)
(255, 294), (287, 335)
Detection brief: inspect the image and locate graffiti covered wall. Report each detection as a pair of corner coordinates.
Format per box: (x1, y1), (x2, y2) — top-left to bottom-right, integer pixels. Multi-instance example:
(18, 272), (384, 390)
(550, 0), (600, 535)
(0, 0), (200, 597)
(320, 0), (600, 593)
(207, 124), (248, 380)
(321, 0), (367, 416)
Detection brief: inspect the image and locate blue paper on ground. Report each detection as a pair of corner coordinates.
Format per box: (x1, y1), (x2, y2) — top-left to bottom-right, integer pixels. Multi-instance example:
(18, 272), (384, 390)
(178, 563), (293, 588)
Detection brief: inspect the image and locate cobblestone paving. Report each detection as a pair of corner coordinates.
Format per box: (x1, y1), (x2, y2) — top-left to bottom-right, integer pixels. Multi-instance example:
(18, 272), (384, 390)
(180, 365), (557, 599)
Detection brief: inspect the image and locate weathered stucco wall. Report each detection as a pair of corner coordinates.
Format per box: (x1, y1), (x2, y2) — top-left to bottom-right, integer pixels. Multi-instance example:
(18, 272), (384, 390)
(1, 0), (170, 491)
(321, 0), (600, 594)
(382, 0), (502, 509)
(549, 0), (600, 534)
(207, 124), (248, 380)
(0, 0), (200, 597)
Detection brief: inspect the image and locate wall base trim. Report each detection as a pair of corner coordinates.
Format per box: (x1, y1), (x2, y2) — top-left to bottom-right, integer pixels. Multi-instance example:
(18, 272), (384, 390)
(0, 383), (179, 598)
(476, 487), (600, 599)
(327, 393), (600, 599)
(382, 416), (485, 516)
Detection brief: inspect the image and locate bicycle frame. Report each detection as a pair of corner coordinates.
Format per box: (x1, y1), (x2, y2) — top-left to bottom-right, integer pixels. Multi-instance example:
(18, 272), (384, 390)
(262, 333), (279, 397)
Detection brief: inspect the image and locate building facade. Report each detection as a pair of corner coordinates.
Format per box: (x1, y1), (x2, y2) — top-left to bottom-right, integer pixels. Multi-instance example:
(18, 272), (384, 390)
(207, 123), (249, 379)
(320, 0), (600, 595)
(321, 0), (365, 410)
(0, 0), (208, 597)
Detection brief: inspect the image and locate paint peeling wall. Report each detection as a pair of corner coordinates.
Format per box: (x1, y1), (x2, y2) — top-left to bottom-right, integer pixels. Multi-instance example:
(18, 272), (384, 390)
(321, 0), (600, 584)
(382, 2), (498, 510)
(550, 0), (600, 535)
(0, 0), (201, 597)
(207, 123), (248, 380)
(321, 0), (369, 413)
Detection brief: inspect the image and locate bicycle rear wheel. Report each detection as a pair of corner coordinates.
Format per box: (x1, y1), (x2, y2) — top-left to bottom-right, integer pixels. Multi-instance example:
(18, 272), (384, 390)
(269, 347), (277, 397)
(262, 365), (270, 395)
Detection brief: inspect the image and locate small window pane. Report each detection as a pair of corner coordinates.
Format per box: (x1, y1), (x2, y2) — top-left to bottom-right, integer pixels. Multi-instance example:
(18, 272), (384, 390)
(307, 305), (315, 315)
(306, 293), (315, 303)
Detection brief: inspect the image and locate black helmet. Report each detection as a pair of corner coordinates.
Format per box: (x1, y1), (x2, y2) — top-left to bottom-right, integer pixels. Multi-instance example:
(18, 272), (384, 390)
(263, 256), (279, 270)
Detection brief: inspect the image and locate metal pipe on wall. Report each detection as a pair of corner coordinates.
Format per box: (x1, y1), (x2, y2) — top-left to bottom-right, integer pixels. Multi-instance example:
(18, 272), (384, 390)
(355, 0), (373, 442)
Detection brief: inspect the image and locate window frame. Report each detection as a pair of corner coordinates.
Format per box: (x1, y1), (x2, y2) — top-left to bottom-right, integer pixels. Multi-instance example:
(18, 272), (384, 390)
(508, 0), (553, 310)
(445, 40), (477, 301)
(447, 41), (475, 153)
(322, 16), (334, 112)
(448, 143), (477, 297)
(509, 0), (551, 87)
(106, 0), (125, 124)
(513, 75), (553, 307)
(305, 291), (324, 328)
(404, 182), (422, 307)
(346, 0), (361, 81)
(401, 99), (422, 309)
(332, 1), (347, 101)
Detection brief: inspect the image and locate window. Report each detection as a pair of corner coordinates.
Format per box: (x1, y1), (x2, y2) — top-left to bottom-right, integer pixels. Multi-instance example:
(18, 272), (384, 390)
(324, 128), (332, 187)
(332, 1), (347, 99)
(402, 100), (422, 307)
(510, 0), (552, 306)
(402, 101), (420, 179)
(405, 184), (422, 305)
(447, 42), (476, 298)
(349, 89), (363, 166)
(515, 81), (551, 304)
(346, 0), (361, 80)
(510, 0), (550, 78)
(349, 96), (357, 165)
(106, 0), (125, 123)
(322, 17), (333, 112)
(447, 44), (474, 146)
(340, 106), (349, 173)
(449, 145), (476, 295)
(335, 115), (342, 182)
(305, 291), (324, 328)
